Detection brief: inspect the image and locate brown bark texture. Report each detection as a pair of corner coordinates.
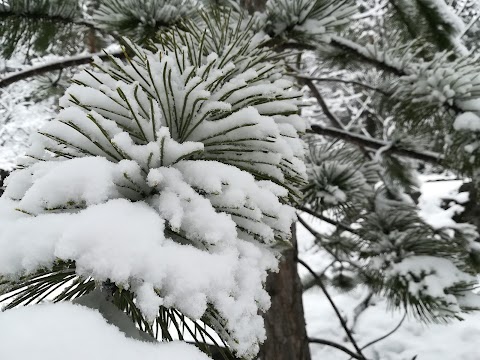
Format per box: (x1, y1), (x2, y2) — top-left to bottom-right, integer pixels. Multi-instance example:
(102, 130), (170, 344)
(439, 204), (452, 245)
(258, 223), (311, 360)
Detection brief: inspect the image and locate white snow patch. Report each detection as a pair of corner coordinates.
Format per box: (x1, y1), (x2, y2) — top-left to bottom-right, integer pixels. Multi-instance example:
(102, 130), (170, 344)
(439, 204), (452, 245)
(0, 303), (211, 360)
(454, 112), (480, 131)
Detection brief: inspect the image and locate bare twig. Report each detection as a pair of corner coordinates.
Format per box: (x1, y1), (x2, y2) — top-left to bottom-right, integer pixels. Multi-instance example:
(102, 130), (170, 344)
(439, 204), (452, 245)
(296, 257), (367, 360)
(348, 291), (374, 331)
(302, 260), (335, 291)
(295, 75), (390, 96)
(361, 312), (407, 350)
(298, 206), (358, 235)
(302, 78), (344, 129)
(0, 50), (124, 89)
(0, 11), (97, 30)
(51, 69), (64, 87)
(309, 124), (444, 164)
(296, 213), (322, 239)
(308, 337), (366, 360)
(296, 213), (346, 266)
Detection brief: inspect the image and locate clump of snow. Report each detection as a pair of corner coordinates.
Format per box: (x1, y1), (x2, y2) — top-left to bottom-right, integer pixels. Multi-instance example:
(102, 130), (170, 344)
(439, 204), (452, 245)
(0, 302), (211, 360)
(0, 184), (277, 358)
(387, 256), (474, 313)
(454, 112), (480, 131)
(417, 177), (465, 229)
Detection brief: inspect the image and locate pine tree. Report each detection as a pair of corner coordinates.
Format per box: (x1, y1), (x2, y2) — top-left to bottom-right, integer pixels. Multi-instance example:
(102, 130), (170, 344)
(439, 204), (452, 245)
(2, 1), (480, 360)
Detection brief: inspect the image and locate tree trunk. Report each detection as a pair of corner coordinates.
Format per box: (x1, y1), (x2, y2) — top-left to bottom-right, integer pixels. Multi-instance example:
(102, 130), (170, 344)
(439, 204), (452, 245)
(258, 223), (311, 360)
(236, 1), (312, 359)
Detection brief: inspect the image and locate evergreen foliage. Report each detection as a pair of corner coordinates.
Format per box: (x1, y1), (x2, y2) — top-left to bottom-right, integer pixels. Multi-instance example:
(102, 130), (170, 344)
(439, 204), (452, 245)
(2, 0), (480, 359)
(0, 0), (82, 58)
(0, 7), (306, 359)
(296, 0), (480, 323)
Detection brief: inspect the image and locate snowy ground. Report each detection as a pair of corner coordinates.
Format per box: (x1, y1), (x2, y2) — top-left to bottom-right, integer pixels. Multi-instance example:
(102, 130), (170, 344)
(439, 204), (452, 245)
(300, 176), (480, 360)
(304, 287), (480, 360)
(0, 54), (58, 170)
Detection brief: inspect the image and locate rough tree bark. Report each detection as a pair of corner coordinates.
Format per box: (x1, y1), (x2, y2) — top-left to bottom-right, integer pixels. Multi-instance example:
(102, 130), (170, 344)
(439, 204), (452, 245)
(258, 222), (311, 360)
(236, 1), (312, 359)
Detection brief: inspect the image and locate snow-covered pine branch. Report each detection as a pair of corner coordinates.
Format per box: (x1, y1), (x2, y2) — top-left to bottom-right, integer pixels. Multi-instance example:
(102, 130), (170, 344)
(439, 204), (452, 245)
(92, 0), (197, 41)
(261, 0), (356, 45)
(0, 0), (85, 58)
(0, 12), (307, 360)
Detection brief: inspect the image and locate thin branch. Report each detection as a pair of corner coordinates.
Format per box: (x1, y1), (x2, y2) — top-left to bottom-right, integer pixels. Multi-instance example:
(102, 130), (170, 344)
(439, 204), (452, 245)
(296, 257), (367, 360)
(298, 206), (359, 235)
(459, 12), (480, 39)
(295, 75), (390, 96)
(300, 78), (378, 163)
(51, 68), (63, 87)
(296, 213), (346, 265)
(302, 260), (335, 291)
(309, 124), (444, 164)
(348, 291), (374, 331)
(360, 312), (407, 350)
(308, 337), (366, 360)
(301, 78), (344, 129)
(296, 213), (322, 238)
(330, 36), (404, 76)
(346, 312), (407, 359)
(0, 50), (124, 88)
(0, 11), (96, 30)
(329, 36), (463, 114)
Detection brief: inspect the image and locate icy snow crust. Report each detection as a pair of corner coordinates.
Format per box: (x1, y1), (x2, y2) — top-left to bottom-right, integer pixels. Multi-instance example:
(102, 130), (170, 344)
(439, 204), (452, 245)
(0, 40), (306, 358)
(0, 302), (211, 360)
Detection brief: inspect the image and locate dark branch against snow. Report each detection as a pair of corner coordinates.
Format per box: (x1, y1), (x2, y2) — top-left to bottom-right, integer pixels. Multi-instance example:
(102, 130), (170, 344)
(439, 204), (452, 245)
(0, 51), (124, 89)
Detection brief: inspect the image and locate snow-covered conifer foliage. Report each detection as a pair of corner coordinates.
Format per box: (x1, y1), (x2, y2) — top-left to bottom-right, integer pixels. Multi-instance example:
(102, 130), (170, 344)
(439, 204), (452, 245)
(93, 0), (197, 41)
(262, 0), (355, 44)
(302, 139), (480, 321)
(0, 12), (306, 359)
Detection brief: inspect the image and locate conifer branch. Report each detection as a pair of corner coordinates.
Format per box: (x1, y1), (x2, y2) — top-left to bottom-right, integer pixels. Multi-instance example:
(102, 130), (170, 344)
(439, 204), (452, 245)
(298, 206), (358, 235)
(295, 75), (390, 96)
(0, 11), (95, 30)
(330, 36), (405, 76)
(308, 124), (444, 164)
(0, 50), (124, 88)
(302, 78), (344, 129)
(328, 36), (465, 115)
(297, 257), (367, 360)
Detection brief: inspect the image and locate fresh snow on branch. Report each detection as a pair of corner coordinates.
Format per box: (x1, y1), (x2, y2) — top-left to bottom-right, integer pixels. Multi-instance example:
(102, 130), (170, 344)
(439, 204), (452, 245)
(0, 302), (211, 360)
(0, 17), (306, 359)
